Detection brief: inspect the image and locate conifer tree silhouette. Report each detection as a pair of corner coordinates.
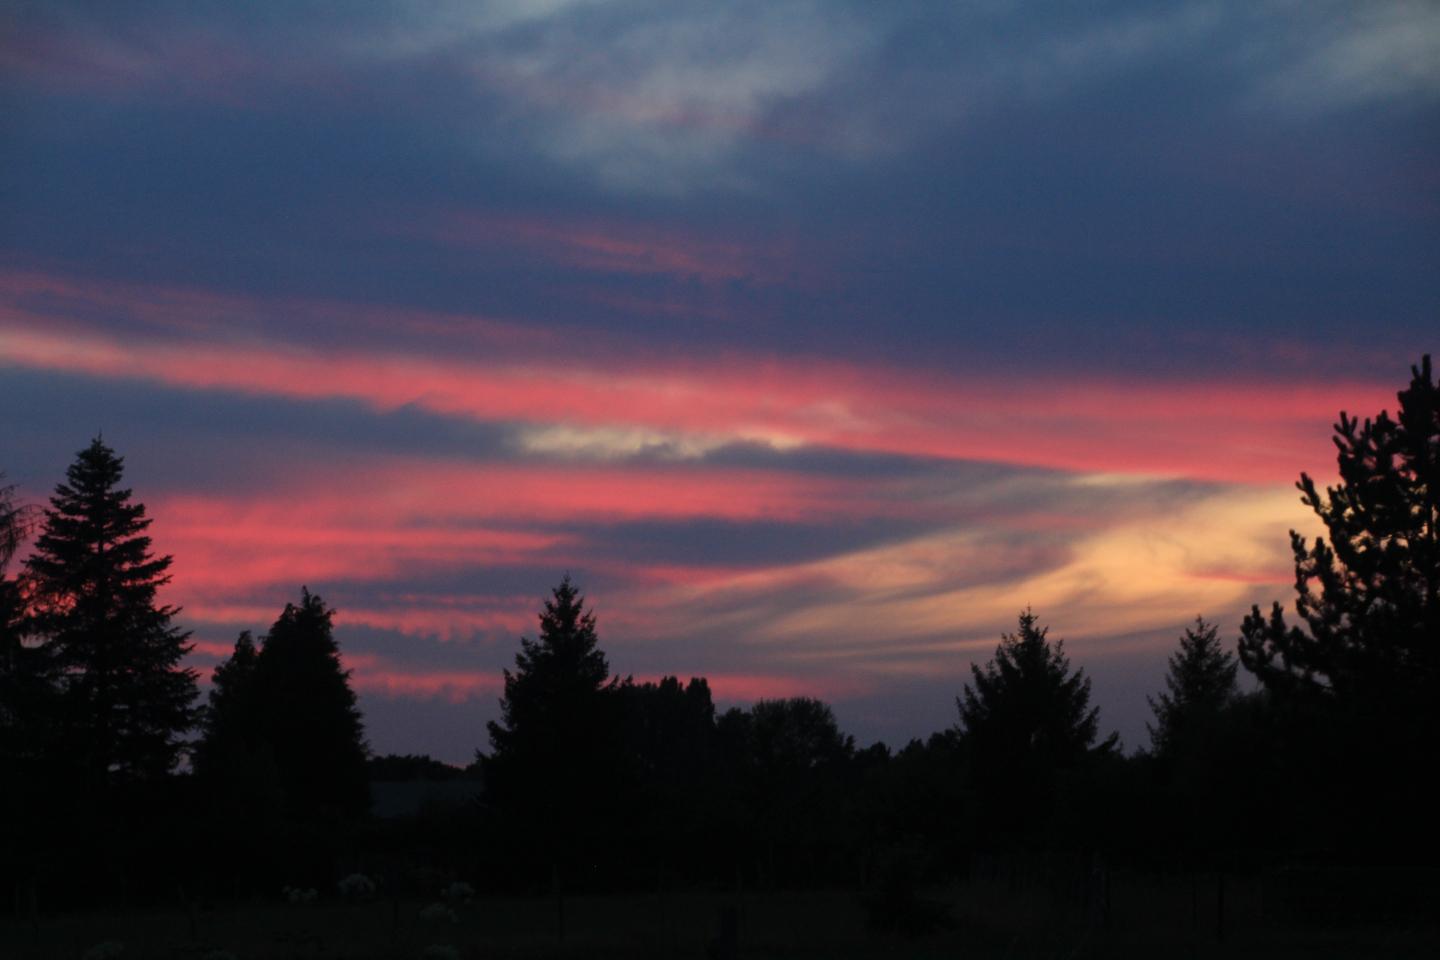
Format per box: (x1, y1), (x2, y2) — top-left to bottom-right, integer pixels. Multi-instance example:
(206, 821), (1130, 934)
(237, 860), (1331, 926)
(194, 631), (285, 817)
(1239, 355), (1438, 723)
(958, 610), (1116, 832)
(23, 439), (197, 784)
(1147, 617), (1238, 757)
(253, 590), (369, 818)
(196, 631), (260, 779)
(1238, 355), (1439, 860)
(484, 575), (618, 875)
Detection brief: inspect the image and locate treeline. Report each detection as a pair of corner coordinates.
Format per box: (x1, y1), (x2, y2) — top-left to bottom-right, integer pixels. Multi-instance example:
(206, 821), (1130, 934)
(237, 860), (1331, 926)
(1, 356), (1437, 917)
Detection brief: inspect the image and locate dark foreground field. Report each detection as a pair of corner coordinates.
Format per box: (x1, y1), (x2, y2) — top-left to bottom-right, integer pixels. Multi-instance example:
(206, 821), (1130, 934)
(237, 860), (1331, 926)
(4, 873), (1438, 960)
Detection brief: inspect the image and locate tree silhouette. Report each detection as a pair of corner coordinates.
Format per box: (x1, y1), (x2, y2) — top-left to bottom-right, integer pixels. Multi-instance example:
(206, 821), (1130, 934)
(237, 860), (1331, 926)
(958, 610), (1116, 833)
(1147, 617), (1238, 757)
(1239, 355), (1439, 722)
(1, 474), (27, 573)
(610, 676), (717, 883)
(1, 476), (50, 765)
(718, 697), (858, 885)
(614, 675), (715, 814)
(22, 439), (197, 784)
(1238, 355), (1440, 861)
(252, 589), (369, 818)
(744, 697), (855, 773)
(195, 631), (259, 779)
(483, 575), (618, 879)
(0, 575), (56, 766)
(194, 630), (286, 816)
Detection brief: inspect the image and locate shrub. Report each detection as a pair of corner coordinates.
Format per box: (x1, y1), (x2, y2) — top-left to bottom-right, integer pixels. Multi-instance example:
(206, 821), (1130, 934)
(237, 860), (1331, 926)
(441, 881), (475, 904)
(338, 873), (377, 900)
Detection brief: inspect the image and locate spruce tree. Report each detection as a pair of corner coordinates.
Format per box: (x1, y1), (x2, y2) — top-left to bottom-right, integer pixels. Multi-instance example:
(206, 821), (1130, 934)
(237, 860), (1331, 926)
(1239, 355), (1439, 720)
(959, 610), (1114, 764)
(1238, 355), (1439, 860)
(194, 630), (262, 784)
(23, 439), (197, 784)
(483, 576), (618, 872)
(958, 610), (1117, 831)
(1147, 617), (1238, 757)
(486, 575), (612, 769)
(252, 590), (369, 818)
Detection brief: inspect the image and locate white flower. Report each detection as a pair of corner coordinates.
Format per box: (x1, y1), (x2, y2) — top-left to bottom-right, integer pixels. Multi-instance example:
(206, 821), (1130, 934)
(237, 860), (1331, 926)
(419, 902), (458, 924)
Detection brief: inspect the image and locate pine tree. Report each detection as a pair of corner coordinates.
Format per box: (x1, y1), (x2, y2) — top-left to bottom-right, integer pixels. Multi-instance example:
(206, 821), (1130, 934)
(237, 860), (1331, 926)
(252, 590), (369, 818)
(959, 610), (1115, 763)
(193, 630), (260, 782)
(486, 575), (612, 766)
(195, 629), (284, 890)
(1239, 355), (1438, 723)
(483, 576), (618, 869)
(1147, 617), (1238, 757)
(1236, 355), (1440, 860)
(958, 610), (1117, 830)
(23, 439), (197, 784)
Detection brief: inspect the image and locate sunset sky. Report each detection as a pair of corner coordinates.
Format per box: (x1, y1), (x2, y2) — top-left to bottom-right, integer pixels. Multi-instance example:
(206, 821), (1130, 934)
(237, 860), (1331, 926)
(2, 1), (1437, 762)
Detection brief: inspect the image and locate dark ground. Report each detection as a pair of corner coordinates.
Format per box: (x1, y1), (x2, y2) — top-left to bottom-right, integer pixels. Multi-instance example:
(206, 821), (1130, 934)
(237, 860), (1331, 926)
(4, 872), (1438, 959)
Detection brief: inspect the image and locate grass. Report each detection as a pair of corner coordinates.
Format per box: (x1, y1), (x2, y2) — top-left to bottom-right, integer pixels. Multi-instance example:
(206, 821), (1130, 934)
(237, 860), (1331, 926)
(2, 873), (1437, 959)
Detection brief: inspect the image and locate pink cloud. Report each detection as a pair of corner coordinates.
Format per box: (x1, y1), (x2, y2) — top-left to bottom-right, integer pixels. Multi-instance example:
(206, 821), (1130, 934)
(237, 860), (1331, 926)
(139, 460), (885, 640)
(348, 666), (505, 704)
(1, 307), (1387, 486)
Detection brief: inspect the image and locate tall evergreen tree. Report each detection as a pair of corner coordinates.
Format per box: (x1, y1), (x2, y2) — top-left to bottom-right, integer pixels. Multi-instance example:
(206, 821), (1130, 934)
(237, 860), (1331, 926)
(1239, 355), (1439, 722)
(959, 610), (1114, 764)
(194, 631), (267, 788)
(1147, 617), (1238, 757)
(958, 610), (1116, 832)
(252, 590), (369, 818)
(194, 629), (285, 892)
(23, 439), (197, 784)
(1238, 355), (1440, 860)
(483, 576), (618, 874)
